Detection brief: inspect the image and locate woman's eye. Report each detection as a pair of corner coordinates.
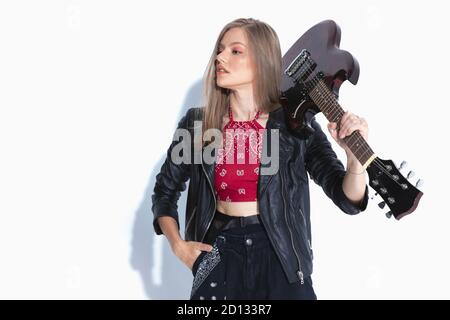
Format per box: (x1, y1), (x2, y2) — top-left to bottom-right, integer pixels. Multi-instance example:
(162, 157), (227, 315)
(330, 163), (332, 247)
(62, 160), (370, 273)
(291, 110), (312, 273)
(216, 49), (241, 55)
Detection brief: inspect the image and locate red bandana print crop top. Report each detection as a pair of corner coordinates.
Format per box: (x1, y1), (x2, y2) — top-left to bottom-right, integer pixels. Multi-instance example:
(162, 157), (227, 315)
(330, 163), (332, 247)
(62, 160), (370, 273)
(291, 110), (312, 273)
(214, 105), (265, 202)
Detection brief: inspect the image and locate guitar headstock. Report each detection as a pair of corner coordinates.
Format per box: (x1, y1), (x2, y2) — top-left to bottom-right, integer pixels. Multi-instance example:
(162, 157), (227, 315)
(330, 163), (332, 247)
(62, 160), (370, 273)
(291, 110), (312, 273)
(366, 158), (423, 220)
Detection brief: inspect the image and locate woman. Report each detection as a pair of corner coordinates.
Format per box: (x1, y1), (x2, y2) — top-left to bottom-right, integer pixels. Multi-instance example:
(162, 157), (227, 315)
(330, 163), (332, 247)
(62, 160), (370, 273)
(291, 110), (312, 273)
(152, 18), (369, 300)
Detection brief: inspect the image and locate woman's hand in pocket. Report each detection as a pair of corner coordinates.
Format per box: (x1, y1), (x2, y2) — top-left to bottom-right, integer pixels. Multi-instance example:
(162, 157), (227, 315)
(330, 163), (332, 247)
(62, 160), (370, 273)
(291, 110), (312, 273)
(172, 240), (213, 270)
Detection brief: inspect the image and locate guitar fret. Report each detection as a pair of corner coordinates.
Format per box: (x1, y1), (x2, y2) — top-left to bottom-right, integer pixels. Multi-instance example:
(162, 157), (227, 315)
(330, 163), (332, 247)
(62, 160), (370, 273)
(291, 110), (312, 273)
(308, 80), (375, 167)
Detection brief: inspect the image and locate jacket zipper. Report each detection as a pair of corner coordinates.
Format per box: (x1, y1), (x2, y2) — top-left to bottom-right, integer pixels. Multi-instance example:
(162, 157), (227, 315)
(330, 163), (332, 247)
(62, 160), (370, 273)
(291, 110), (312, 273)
(185, 206), (196, 234)
(299, 208), (313, 259)
(297, 206), (313, 260)
(308, 239), (313, 260)
(201, 160), (216, 243)
(281, 173), (304, 284)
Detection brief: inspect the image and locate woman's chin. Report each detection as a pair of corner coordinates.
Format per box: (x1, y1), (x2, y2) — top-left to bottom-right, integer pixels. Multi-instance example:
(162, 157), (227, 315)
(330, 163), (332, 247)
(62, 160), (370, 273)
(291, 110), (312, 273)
(216, 82), (230, 89)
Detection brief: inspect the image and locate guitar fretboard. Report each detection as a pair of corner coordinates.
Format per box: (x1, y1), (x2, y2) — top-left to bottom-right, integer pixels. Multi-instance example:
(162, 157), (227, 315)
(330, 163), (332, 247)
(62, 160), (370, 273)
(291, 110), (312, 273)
(307, 79), (376, 168)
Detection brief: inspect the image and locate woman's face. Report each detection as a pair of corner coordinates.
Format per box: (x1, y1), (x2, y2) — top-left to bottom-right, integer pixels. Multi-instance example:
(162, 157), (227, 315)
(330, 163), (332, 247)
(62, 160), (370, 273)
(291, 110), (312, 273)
(215, 27), (255, 90)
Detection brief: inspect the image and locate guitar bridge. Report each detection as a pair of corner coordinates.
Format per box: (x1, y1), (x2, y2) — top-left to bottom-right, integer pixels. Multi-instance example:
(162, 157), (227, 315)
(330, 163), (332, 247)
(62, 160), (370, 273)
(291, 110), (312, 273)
(284, 49), (317, 83)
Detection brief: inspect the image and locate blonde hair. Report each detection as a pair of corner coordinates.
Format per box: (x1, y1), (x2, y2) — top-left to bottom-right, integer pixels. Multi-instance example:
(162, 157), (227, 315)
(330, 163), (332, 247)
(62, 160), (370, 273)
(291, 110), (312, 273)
(199, 18), (282, 148)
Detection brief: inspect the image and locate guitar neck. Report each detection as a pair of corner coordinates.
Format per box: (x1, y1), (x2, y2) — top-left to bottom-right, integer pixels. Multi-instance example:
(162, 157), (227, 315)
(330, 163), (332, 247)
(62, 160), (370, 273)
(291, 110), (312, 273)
(308, 79), (376, 169)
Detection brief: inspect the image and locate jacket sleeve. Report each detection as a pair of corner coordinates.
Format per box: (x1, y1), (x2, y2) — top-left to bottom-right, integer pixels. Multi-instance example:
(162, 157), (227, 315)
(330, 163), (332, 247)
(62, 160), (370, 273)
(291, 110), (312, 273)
(304, 117), (369, 215)
(152, 108), (193, 235)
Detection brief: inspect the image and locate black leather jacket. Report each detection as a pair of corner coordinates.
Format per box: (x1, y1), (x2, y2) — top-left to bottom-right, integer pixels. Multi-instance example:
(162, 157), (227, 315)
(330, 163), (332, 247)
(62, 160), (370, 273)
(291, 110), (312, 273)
(152, 105), (369, 284)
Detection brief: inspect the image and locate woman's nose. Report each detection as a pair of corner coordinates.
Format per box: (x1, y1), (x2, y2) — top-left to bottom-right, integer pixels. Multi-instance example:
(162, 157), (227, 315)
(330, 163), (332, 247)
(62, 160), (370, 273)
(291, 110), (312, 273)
(216, 52), (226, 64)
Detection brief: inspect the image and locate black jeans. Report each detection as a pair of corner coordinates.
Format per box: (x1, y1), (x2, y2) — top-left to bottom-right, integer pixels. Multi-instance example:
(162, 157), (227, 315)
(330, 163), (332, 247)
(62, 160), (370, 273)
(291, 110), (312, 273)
(190, 210), (317, 300)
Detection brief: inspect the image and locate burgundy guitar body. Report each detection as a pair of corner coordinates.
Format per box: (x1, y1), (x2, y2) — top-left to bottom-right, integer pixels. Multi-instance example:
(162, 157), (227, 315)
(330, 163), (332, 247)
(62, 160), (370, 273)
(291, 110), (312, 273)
(280, 20), (423, 220)
(281, 20), (359, 137)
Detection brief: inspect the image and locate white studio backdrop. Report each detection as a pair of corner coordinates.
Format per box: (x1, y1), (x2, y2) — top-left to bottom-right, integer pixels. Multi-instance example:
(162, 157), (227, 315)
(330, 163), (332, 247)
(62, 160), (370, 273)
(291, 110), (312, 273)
(0, 0), (448, 299)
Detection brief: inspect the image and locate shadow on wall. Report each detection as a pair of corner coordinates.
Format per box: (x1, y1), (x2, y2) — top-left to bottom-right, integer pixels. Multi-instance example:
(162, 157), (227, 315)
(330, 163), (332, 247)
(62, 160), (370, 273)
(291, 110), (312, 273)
(129, 79), (204, 299)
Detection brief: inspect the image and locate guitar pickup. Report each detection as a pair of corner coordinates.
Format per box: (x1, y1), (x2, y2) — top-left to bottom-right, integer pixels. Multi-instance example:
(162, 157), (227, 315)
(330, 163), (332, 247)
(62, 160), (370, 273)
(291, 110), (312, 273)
(284, 49), (317, 83)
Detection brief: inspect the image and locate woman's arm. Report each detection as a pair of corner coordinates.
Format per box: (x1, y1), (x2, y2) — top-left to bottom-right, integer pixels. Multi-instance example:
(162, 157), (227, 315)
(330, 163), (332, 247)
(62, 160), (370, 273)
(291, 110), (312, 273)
(158, 216), (183, 250)
(305, 117), (369, 214)
(158, 216), (212, 269)
(328, 110), (369, 207)
(152, 107), (212, 269)
(152, 109), (192, 235)
(343, 158), (367, 205)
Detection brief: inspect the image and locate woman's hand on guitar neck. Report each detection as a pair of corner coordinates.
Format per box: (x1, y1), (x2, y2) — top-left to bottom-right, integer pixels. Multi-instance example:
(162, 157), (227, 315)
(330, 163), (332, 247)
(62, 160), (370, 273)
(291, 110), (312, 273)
(327, 110), (369, 158)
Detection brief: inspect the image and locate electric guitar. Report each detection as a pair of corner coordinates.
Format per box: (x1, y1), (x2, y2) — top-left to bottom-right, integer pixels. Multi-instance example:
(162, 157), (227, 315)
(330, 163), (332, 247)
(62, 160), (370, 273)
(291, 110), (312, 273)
(280, 20), (423, 220)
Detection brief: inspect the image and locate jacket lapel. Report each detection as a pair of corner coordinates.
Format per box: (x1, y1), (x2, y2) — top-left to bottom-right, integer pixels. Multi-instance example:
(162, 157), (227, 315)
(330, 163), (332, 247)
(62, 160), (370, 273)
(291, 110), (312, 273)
(258, 105), (286, 198)
(201, 144), (216, 195)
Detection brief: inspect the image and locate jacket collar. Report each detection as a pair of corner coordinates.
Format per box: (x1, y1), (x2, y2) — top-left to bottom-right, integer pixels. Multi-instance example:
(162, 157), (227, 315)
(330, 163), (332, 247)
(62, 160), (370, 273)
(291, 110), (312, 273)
(265, 104), (288, 130)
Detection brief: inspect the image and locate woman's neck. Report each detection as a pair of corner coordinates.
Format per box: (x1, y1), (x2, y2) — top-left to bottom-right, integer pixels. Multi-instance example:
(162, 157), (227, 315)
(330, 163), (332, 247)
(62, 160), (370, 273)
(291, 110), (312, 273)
(229, 89), (259, 121)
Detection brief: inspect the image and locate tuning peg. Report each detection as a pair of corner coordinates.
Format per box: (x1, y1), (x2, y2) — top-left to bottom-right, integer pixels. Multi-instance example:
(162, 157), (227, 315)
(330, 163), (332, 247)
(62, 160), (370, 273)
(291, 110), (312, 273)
(416, 179), (424, 188)
(385, 211), (393, 219)
(399, 161), (407, 170)
(407, 171), (415, 179)
(378, 201), (386, 209)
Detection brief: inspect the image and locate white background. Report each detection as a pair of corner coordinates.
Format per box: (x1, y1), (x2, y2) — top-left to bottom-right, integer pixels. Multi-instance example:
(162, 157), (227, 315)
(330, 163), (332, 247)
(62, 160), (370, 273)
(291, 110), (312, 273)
(0, 0), (448, 299)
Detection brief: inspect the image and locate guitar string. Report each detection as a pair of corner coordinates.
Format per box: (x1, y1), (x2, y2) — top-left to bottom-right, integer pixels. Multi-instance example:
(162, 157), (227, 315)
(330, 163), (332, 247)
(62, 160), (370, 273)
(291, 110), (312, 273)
(292, 57), (405, 189)
(308, 76), (403, 187)
(294, 58), (371, 159)
(310, 79), (403, 187)
(296, 59), (370, 159)
(297, 58), (381, 163)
